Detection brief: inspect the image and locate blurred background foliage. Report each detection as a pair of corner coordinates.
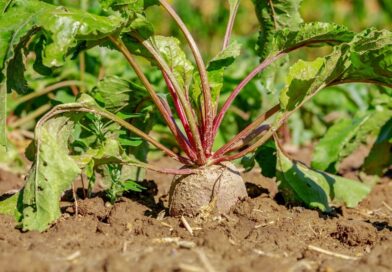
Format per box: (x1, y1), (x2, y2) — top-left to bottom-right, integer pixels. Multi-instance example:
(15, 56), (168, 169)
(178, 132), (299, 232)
(2, 0), (391, 175)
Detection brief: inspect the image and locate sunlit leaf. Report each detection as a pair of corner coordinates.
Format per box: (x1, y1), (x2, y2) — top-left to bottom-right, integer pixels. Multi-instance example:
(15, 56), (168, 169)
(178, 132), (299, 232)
(253, 0), (303, 57)
(279, 29), (392, 115)
(0, 0), (125, 146)
(154, 36), (194, 92)
(191, 40), (241, 108)
(0, 193), (22, 221)
(263, 22), (354, 59)
(21, 115), (81, 232)
(276, 146), (370, 211)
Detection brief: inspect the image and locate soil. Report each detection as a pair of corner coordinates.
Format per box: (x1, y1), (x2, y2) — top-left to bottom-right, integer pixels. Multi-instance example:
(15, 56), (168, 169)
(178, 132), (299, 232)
(0, 152), (391, 272)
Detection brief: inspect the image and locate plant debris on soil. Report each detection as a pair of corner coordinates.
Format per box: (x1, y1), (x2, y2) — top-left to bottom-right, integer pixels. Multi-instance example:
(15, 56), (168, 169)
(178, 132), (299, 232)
(0, 156), (391, 272)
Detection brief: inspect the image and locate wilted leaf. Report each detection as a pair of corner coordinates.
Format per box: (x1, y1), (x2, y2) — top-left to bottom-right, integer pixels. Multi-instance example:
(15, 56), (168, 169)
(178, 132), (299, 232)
(21, 115), (81, 232)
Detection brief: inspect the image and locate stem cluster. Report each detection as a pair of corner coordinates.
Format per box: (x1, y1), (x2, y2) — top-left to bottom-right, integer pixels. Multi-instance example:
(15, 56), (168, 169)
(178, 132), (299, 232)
(106, 0), (285, 166)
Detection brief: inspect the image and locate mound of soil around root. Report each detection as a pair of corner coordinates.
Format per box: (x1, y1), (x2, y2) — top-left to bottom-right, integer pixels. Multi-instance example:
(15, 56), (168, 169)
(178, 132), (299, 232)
(0, 158), (391, 272)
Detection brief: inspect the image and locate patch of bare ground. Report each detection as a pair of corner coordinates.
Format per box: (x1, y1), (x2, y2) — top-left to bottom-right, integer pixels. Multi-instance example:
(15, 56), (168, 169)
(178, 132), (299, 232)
(0, 156), (390, 272)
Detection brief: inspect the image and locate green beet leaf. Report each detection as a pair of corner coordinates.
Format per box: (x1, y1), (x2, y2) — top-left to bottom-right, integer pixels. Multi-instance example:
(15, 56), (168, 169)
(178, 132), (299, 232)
(363, 119), (392, 175)
(208, 41), (242, 101)
(208, 40), (242, 71)
(339, 29), (392, 86)
(89, 76), (145, 113)
(280, 57), (325, 111)
(279, 28), (392, 118)
(311, 114), (375, 172)
(0, 192), (22, 221)
(0, 0), (125, 146)
(0, 86), (5, 146)
(99, 0), (158, 13)
(154, 36), (194, 92)
(262, 22), (354, 59)
(0, 0), (124, 74)
(311, 118), (364, 172)
(255, 140), (277, 178)
(253, 0), (303, 58)
(191, 40), (241, 109)
(21, 115), (81, 232)
(276, 146), (371, 211)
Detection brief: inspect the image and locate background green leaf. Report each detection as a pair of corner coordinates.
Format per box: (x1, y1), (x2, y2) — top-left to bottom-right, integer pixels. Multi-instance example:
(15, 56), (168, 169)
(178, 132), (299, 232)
(310, 112), (392, 172)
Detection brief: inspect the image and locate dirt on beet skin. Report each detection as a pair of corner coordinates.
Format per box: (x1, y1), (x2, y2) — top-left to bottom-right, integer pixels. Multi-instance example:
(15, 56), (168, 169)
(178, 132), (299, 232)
(0, 153), (391, 272)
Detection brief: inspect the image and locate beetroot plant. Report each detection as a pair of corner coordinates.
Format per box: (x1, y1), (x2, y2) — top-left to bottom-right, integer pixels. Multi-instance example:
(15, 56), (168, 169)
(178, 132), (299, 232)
(0, 0), (391, 231)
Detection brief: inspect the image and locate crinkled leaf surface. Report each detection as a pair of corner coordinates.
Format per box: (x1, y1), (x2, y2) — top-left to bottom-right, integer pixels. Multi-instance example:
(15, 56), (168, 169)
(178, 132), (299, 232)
(339, 29), (392, 85)
(276, 147), (371, 211)
(0, 0), (124, 73)
(99, 0), (158, 12)
(154, 36), (194, 92)
(280, 57), (325, 111)
(252, 3), (354, 96)
(21, 115), (81, 232)
(253, 0), (303, 58)
(0, 0), (124, 146)
(89, 76), (145, 113)
(279, 29), (392, 116)
(262, 22), (354, 59)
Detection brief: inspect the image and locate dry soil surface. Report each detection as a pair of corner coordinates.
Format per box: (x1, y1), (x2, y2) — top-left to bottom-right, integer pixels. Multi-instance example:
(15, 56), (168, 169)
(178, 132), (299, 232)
(0, 156), (391, 272)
